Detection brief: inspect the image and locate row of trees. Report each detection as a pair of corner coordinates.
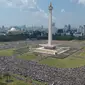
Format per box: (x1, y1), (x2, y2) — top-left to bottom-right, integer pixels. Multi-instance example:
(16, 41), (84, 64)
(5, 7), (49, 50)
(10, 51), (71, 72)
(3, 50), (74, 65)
(0, 30), (85, 41)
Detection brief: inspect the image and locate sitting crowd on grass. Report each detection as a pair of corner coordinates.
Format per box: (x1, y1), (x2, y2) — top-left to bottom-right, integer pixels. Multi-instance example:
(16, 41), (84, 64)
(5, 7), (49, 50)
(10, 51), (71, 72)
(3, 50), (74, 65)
(0, 56), (85, 85)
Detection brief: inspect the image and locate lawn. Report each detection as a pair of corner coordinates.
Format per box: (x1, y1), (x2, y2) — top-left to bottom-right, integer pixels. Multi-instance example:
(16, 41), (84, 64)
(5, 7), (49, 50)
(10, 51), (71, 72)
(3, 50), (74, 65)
(17, 52), (37, 60)
(7, 80), (47, 85)
(79, 48), (85, 56)
(0, 80), (29, 85)
(0, 74), (47, 85)
(0, 49), (14, 56)
(39, 48), (85, 68)
(0, 48), (37, 60)
(40, 57), (85, 68)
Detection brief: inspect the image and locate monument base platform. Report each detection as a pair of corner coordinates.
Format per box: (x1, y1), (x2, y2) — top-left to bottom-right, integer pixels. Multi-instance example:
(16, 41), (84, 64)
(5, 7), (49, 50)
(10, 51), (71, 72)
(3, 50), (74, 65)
(39, 44), (56, 49)
(34, 47), (57, 55)
(34, 46), (70, 55)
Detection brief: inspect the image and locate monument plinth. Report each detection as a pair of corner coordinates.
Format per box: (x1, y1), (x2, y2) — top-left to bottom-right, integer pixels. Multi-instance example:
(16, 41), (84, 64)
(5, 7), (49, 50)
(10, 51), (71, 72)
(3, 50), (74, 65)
(39, 44), (56, 49)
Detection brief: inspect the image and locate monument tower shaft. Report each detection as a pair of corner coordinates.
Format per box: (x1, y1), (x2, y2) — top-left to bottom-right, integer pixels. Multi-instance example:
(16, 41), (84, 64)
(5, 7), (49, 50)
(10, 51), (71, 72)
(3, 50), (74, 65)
(34, 2), (69, 55)
(48, 2), (53, 46)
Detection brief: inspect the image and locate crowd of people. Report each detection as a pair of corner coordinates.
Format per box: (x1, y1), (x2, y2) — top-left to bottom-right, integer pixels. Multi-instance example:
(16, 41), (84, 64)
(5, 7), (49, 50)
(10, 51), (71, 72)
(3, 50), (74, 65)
(0, 56), (85, 85)
(0, 41), (28, 50)
(0, 40), (84, 85)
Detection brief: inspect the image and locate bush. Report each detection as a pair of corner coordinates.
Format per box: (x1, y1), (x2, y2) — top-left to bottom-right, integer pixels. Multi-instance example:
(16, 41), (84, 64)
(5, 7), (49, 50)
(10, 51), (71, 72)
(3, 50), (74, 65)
(53, 35), (74, 40)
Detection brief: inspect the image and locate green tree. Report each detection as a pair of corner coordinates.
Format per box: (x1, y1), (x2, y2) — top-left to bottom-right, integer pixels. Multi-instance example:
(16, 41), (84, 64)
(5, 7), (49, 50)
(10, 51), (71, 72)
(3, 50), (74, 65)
(3, 73), (11, 82)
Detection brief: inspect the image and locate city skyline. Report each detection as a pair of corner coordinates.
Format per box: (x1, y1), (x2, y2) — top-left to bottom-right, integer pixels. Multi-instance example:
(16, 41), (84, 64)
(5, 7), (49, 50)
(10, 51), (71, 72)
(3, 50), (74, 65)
(0, 0), (85, 27)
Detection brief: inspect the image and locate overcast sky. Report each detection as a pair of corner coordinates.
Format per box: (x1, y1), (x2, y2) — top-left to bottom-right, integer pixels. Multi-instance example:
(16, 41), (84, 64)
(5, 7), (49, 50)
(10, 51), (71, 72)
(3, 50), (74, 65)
(0, 0), (85, 27)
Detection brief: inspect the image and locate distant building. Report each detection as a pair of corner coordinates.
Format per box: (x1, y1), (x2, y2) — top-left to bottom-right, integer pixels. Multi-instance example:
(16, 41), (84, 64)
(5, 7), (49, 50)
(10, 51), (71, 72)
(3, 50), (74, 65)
(7, 27), (23, 34)
(8, 27), (17, 32)
(68, 24), (71, 32)
(71, 28), (77, 33)
(52, 22), (57, 34)
(77, 25), (85, 36)
(78, 26), (82, 32)
(66, 32), (71, 36)
(73, 32), (83, 37)
(64, 25), (68, 32)
(57, 29), (64, 35)
(0, 33), (6, 36)
(83, 25), (85, 35)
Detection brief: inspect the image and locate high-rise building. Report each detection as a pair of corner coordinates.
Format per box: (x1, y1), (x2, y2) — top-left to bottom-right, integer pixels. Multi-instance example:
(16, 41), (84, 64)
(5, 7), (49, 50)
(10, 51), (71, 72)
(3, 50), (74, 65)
(83, 25), (85, 35)
(52, 22), (57, 34)
(64, 25), (68, 32)
(77, 25), (85, 36)
(68, 24), (71, 31)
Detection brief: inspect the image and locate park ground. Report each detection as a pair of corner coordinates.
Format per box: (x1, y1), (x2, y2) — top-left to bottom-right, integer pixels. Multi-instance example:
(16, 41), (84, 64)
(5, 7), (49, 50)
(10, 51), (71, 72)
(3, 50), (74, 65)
(1, 47), (85, 68)
(0, 74), (47, 85)
(0, 40), (85, 68)
(0, 40), (85, 85)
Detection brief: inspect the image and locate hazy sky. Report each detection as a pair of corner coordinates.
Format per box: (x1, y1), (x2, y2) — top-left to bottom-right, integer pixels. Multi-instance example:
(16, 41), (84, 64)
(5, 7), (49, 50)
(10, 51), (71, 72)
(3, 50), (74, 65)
(0, 0), (85, 27)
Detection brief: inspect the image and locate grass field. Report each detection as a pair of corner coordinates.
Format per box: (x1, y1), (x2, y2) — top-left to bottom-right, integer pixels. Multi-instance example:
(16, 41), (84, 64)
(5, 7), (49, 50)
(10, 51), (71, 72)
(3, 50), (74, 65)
(39, 48), (85, 68)
(17, 52), (37, 60)
(1, 48), (85, 68)
(7, 80), (47, 85)
(39, 57), (85, 68)
(0, 48), (37, 61)
(79, 48), (85, 56)
(0, 74), (47, 85)
(0, 49), (14, 56)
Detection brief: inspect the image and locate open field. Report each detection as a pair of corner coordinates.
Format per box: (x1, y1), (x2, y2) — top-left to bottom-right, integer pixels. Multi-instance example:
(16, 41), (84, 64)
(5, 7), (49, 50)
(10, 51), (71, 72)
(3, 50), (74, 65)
(0, 74), (47, 85)
(39, 46), (85, 68)
(1, 47), (85, 68)
(17, 53), (37, 60)
(0, 49), (14, 56)
(1, 48), (85, 68)
(9, 78), (47, 85)
(0, 48), (37, 60)
(39, 56), (85, 68)
(0, 40), (85, 85)
(0, 40), (85, 68)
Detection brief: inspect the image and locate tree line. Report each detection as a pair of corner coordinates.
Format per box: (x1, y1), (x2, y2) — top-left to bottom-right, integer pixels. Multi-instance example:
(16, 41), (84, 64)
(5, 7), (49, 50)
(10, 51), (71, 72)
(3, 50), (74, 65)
(0, 30), (85, 42)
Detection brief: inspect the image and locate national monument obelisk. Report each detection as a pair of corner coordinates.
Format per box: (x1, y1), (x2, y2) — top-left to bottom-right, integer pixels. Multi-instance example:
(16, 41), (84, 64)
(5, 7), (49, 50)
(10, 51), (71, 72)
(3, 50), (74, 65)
(39, 2), (55, 49)
(48, 2), (53, 46)
(34, 2), (69, 55)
